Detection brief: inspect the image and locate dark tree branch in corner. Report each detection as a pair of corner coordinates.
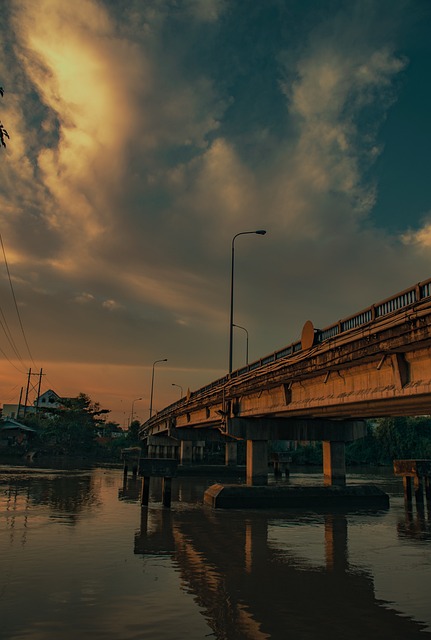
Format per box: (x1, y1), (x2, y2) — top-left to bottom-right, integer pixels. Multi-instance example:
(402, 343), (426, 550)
(0, 85), (10, 148)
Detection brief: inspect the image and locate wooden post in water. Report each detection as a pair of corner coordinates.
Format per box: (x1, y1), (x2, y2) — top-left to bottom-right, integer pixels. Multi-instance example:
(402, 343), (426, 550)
(121, 447), (142, 483)
(162, 477), (172, 508)
(394, 460), (431, 509)
(138, 458), (178, 508)
(141, 476), (150, 506)
(403, 475), (413, 507)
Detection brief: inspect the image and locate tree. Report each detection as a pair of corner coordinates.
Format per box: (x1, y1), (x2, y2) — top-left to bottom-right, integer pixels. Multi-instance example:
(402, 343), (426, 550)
(127, 419), (141, 444)
(0, 86), (10, 148)
(26, 392), (111, 456)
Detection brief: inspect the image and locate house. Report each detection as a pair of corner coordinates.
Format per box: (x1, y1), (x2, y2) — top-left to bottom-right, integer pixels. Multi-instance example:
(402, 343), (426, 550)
(0, 418), (37, 447)
(2, 389), (73, 420)
(2, 403), (35, 420)
(36, 389), (65, 409)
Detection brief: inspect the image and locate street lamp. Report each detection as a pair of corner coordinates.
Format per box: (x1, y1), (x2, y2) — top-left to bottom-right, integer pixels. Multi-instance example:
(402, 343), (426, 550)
(130, 397), (142, 424)
(149, 358), (167, 418)
(172, 383), (183, 398)
(229, 230), (266, 373)
(233, 323), (249, 365)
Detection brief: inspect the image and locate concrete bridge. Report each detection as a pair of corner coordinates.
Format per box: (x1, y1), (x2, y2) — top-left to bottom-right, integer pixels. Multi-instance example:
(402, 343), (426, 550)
(140, 277), (431, 487)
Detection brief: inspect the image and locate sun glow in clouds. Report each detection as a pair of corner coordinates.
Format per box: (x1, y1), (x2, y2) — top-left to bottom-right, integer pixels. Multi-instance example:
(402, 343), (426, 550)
(0, 0), (430, 421)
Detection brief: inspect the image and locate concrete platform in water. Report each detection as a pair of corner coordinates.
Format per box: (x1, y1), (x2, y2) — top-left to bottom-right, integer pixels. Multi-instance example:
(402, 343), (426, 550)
(204, 483), (390, 509)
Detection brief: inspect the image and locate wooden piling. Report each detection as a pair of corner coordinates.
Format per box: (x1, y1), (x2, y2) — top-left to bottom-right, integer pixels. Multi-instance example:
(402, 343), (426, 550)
(394, 460), (431, 509)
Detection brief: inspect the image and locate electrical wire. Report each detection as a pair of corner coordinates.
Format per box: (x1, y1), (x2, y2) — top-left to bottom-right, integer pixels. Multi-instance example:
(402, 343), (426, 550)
(0, 232), (37, 369)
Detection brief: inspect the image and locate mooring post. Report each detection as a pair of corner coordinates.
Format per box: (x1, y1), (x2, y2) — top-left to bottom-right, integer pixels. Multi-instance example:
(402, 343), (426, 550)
(141, 476), (150, 506)
(403, 475), (413, 507)
(394, 460), (431, 510)
(138, 458), (178, 508)
(162, 477), (172, 508)
(414, 475), (424, 509)
(425, 476), (431, 505)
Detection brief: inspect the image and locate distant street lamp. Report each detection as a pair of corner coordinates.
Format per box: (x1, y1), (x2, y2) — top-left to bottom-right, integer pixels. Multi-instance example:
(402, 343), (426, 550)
(149, 359), (167, 418)
(130, 397), (142, 424)
(229, 230), (266, 374)
(172, 383), (183, 398)
(233, 324), (249, 365)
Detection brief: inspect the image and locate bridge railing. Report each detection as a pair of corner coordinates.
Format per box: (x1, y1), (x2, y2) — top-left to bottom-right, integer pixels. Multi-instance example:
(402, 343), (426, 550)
(144, 277), (431, 427)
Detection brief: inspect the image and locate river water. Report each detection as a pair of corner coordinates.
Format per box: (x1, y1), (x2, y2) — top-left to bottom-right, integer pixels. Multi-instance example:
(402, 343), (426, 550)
(1, 464), (430, 640)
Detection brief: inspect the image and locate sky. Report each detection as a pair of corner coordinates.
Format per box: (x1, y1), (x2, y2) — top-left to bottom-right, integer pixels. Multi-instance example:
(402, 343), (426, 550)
(0, 0), (431, 427)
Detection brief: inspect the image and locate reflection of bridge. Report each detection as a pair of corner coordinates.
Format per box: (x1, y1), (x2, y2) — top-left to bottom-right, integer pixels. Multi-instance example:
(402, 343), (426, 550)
(134, 503), (430, 638)
(141, 278), (431, 486)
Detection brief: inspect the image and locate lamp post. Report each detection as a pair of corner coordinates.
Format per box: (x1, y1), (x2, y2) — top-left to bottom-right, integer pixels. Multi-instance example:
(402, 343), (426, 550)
(172, 383), (183, 398)
(233, 323), (249, 365)
(149, 359), (167, 418)
(130, 397), (142, 424)
(229, 230), (266, 374)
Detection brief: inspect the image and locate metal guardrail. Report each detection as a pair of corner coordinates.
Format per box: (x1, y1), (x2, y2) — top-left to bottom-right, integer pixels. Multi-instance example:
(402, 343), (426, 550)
(144, 277), (431, 426)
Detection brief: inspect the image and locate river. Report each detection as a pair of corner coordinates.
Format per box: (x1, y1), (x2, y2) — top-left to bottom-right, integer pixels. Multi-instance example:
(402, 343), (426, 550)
(1, 464), (430, 639)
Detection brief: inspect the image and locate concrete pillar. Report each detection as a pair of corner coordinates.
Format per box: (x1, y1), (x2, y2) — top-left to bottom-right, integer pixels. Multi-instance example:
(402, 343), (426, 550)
(323, 441), (346, 486)
(225, 442), (238, 466)
(246, 440), (268, 486)
(180, 440), (193, 466)
(193, 441), (205, 462)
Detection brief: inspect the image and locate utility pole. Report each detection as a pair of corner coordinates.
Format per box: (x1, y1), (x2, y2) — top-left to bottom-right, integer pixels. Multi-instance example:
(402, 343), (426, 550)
(23, 368), (31, 417)
(23, 368), (45, 417)
(17, 386), (23, 420)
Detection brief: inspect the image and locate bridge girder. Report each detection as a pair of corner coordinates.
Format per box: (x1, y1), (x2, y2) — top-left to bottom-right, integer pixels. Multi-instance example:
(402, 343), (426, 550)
(141, 302), (431, 440)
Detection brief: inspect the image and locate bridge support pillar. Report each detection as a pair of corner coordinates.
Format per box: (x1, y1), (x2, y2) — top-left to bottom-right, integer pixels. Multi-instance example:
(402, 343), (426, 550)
(246, 440), (268, 486)
(180, 440), (193, 466)
(323, 441), (346, 486)
(225, 442), (238, 466)
(194, 441), (205, 462)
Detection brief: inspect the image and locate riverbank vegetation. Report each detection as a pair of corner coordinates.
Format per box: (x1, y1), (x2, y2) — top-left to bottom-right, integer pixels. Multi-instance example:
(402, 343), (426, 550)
(1, 393), (136, 462)
(290, 416), (431, 466)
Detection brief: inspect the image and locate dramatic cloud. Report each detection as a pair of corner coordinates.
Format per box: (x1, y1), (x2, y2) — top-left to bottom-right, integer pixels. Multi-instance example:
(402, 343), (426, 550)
(0, 0), (430, 420)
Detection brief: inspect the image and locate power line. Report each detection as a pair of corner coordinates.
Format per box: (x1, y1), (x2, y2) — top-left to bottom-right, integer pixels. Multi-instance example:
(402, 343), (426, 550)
(0, 309), (26, 364)
(0, 232), (37, 369)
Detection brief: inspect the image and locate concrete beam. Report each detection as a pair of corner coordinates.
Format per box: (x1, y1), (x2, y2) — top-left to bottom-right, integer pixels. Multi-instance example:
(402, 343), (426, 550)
(228, 417), (366, 442)
(146, 435), (179, 447)
(168, 426), (236, 442)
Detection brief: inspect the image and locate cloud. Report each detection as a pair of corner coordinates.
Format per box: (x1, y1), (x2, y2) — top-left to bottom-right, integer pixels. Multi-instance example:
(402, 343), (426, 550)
(0, 0), (429, 421)
(402, 215), (431, 249)
(75, 292), (95, 304)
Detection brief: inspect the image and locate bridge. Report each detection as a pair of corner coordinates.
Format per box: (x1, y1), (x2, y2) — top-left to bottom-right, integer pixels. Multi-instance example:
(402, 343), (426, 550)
(140, 277), (431, 487)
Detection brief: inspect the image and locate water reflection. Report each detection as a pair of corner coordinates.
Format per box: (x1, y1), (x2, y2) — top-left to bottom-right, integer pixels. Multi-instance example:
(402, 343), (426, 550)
(1, 467), (100, 527)
(1, 467), (430, 639)
(118, 475), (141, 502)
(134, 493), (430, 638)
(398, 503), (431, 541)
